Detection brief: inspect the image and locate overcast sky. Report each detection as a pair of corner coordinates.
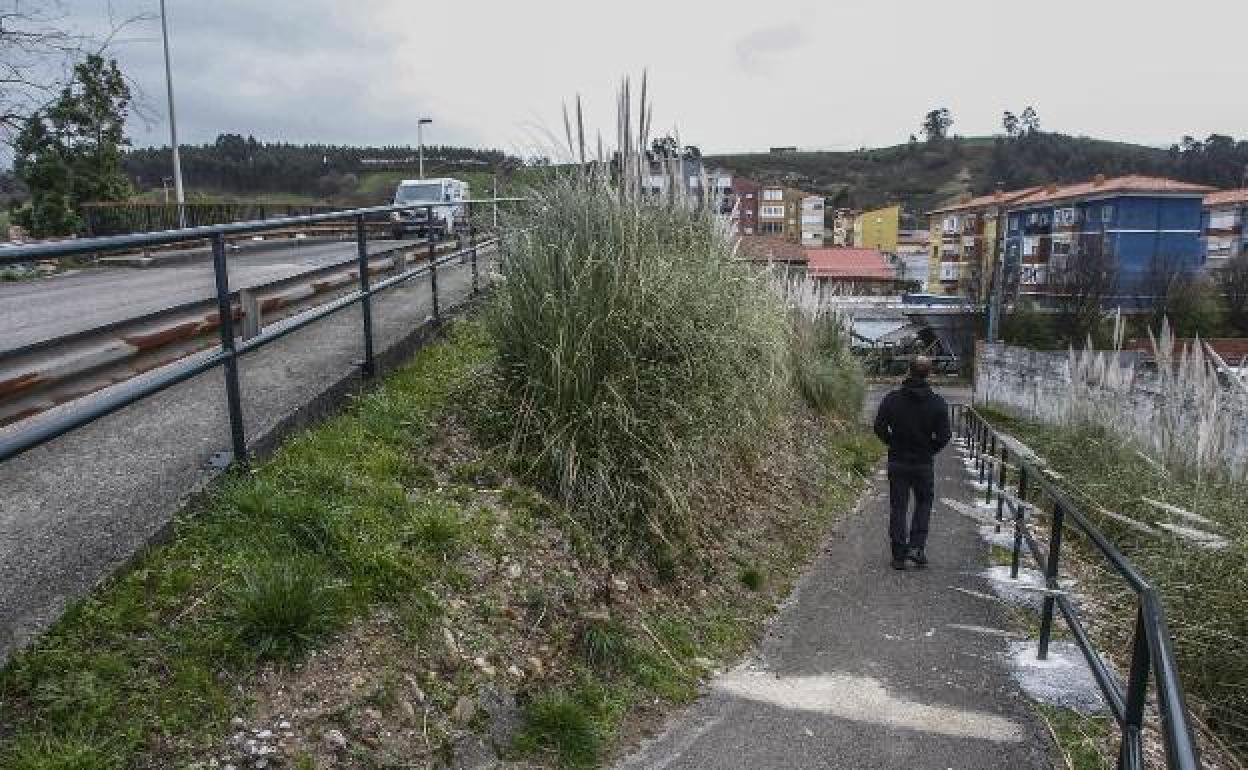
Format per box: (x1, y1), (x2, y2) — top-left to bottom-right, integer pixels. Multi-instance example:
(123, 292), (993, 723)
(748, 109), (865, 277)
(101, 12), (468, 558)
(71, 0), (1248, 156)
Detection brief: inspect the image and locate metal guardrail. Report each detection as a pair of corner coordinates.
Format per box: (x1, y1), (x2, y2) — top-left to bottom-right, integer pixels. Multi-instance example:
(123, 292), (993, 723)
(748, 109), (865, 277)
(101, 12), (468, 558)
(0, 199), (521, 466)
(952, 403), (1200, 770)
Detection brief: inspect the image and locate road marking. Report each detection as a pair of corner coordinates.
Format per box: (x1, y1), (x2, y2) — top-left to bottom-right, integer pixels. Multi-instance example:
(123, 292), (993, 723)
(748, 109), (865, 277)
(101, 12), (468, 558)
(714, 669), (1024, 742)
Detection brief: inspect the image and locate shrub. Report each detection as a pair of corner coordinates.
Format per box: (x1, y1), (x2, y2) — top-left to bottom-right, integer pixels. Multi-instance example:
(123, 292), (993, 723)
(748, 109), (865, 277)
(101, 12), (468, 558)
(486, 168), (789, 556)
(516, 691), (604, 769)
(225, 558), (345, 662)
(738, 566), (765, 591)
(789, 311), (864, 419)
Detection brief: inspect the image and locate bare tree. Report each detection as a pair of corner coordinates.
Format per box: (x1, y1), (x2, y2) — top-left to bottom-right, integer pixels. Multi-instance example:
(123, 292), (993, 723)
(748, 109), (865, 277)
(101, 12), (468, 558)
(1215, 253), (1248, 335)
(1049, 237), (1118, 345)
(0, 1), (146, 146)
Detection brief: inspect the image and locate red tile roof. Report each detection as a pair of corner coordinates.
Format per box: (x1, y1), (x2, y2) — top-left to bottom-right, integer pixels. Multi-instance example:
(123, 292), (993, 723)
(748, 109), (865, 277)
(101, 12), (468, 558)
(928, 187), (1043, 215)
(806, 248), (896, 281)
(1011, 175), (1215, 207)
(736, 235), (806, 262)
(1205, 188), (1248, 207)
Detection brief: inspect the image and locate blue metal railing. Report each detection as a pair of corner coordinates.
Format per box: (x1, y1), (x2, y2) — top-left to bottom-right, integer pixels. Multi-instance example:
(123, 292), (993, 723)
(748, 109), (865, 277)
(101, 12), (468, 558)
(952, 403), (1200, 770)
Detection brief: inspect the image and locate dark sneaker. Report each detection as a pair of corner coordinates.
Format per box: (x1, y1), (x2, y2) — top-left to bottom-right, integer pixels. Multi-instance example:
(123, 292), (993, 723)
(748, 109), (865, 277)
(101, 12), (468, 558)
(907, 548), (928, 568)
(890, 557), (907, 571)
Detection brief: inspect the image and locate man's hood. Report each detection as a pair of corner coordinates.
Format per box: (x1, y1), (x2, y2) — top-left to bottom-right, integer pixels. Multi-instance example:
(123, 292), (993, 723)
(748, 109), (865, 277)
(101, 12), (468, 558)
(900, 376), (933, 401)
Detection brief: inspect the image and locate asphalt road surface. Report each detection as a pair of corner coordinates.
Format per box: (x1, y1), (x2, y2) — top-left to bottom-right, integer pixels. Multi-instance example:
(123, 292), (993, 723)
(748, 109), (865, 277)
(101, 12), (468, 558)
(0, 238), (420, 353)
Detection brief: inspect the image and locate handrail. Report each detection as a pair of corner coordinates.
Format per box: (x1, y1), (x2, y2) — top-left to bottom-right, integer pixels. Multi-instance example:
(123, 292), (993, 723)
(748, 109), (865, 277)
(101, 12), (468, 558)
(0, 199), (518, 465)
(952, 403), (1200, 770)
(0, 197), (523, 265)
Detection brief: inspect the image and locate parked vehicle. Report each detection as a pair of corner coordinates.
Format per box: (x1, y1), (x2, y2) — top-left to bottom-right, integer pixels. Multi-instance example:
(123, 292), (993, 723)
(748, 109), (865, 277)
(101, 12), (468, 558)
(389, 178), (469, 239)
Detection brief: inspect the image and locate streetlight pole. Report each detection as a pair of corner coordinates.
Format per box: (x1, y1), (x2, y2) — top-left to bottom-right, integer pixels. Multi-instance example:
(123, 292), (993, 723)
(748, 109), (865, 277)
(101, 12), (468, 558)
(418, 117), (432, 178)
(159, 0), (185, 227)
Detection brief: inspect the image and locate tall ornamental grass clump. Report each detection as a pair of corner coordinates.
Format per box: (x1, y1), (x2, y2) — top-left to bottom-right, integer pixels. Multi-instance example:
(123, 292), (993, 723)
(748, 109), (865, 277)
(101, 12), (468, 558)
(784, 277), (865, 419)
(485, 119), (789, 555)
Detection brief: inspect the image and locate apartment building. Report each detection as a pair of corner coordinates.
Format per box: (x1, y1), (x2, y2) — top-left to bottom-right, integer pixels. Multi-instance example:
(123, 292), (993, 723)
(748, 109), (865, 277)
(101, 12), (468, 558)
(732, 178), (760, 235)
(757, 184), (787, 236)
(831, 209), (856, 246)
(1204, 189), (1248, 268)
(800, 195), (826, 245)
(853, 205), (900, 252)
(926, 188), (1038, 300)
(1001, 175), (1213, 305)
(644, 157), (732, 209)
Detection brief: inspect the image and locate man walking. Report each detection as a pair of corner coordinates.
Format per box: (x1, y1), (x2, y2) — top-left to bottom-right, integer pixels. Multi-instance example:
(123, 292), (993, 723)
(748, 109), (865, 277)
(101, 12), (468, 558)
(873, 356), (952, 570)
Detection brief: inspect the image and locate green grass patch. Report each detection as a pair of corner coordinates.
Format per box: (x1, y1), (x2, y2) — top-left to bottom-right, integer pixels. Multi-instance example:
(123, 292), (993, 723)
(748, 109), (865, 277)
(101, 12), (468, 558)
(1038, 705), (1113, 770)
(0, 322), (495, 769)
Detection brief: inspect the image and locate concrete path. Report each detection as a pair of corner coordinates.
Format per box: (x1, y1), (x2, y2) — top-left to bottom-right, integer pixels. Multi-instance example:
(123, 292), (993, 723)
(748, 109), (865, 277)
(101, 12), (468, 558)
(616, 385), (1054, 770)
(0, 252), (489, 663)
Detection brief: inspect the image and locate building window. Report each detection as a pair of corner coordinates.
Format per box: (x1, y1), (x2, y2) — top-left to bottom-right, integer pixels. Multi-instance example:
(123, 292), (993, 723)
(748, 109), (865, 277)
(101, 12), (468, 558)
(759, 222), (783, 234)
(1008, 215), (1020, 232)
(1022, 237), (1039, 257)
(1054, 208), (1076, 226)
(1020, 265), (1047, 285)
(760, 205), (784, 218)
(942, 216), (959, 234)
(762, 189), (783, 201)
(1051, 237), (1073, 257)
(1101, 205), (1114, 224)
(940, 262), (961, 281)
(1209, 209), (1240, 230)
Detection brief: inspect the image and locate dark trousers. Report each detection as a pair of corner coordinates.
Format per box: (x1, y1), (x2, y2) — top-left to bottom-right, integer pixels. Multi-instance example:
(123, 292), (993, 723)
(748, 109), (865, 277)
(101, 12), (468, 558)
(887, 461), (935, 559)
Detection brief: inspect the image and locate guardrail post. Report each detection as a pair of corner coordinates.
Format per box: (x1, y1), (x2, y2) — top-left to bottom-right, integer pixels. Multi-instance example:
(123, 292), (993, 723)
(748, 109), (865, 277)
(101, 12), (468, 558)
(1011, 465), (1028, 579)
(985, 434), (998, 504)
(355, 214), (376, 378)
(1118, 606), (1150, 770)
(211, 233), (248, 466)
(1037, 501), (1065, 660)
(427, 205), (440, 321)
(240, 289), (262, 341)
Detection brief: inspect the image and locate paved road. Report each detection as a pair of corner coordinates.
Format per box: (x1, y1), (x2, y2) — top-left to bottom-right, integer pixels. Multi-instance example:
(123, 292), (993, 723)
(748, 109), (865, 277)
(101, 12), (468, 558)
(0, 239), (420, 353)
(0, 252), (486, 663)
(615, 384), (1052, 770)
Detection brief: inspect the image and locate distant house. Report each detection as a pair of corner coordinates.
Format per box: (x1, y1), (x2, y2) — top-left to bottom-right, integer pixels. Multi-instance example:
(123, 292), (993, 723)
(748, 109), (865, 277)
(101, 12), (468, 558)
(1002, 175), (1213, 306)
(758, 184), (787, 236)
(1204, 189), (1248, 268)
(806, 247), (902, 295)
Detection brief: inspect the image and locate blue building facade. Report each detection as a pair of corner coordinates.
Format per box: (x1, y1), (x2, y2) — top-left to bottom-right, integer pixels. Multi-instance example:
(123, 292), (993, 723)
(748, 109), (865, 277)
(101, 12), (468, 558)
(1000, 176), (1212, 308)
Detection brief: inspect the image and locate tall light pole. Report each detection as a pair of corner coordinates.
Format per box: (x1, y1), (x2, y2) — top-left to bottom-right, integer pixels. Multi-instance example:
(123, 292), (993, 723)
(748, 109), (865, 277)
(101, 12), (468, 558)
(418, 117), (432, 178)
(159, 0), (185, 227)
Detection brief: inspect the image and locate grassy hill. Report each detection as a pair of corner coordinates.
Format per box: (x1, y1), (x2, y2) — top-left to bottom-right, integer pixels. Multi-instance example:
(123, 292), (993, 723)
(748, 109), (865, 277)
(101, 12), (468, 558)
(710, 134), (1189, 227)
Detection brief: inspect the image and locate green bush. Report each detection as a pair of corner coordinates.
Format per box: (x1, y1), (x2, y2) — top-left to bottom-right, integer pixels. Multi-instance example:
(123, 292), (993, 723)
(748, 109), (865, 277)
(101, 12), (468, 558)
(790, 310), (864, 419)
(485, 170), (790, 556)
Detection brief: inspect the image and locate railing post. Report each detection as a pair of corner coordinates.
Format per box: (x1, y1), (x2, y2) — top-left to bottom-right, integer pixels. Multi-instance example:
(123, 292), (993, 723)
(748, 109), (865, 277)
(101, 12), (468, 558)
(1037, 501), (1065, 660)
(211, 233), (247, 466)
(355, 214), (376, 377)
(985, 434), (998, 504)
(468, 202), (479, 296)
(1117, 606), (1150, 770)
(995, 445), (1008, 530)
(1011, 465), (1028, 579)
(428, 205), (440, 321)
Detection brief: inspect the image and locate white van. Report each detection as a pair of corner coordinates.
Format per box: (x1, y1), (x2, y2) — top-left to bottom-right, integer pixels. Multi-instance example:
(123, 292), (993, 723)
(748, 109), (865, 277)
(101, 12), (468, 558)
(390, 177), (470, 238)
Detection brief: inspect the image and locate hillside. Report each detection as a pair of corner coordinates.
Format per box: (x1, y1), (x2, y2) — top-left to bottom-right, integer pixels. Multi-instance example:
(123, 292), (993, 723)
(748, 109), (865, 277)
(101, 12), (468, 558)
(710, 132), (1246, 226)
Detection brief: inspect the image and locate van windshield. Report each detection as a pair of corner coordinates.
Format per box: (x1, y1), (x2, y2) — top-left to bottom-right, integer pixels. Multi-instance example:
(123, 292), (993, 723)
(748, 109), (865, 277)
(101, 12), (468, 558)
(395, 183), (443, 203)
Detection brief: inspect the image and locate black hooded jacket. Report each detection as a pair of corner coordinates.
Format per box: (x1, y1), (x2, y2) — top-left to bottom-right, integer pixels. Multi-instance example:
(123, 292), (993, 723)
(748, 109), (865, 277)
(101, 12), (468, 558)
(873, 377), (952, 465)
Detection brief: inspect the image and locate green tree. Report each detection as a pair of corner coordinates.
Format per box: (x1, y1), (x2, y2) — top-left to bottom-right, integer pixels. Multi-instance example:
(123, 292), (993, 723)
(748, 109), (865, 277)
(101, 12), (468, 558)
(1216, 254), (1248, 335)
(1163, 275), (1225, 338)
(921, 108), (953, 143)
(14, 54), (132, 237)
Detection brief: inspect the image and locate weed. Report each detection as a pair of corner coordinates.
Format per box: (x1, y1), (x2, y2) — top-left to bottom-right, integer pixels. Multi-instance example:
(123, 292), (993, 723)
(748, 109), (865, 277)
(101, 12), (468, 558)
(739, 566), (765, 591)
(577, 617), (632, 673)
(405, 502), (465, 554)
(5, 733), (119, 770)
(516, 691), (604, 769)
(226, 558), (345, 662)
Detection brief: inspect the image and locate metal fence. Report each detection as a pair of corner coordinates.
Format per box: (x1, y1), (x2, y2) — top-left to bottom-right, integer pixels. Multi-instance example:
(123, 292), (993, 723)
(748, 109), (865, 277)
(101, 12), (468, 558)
(953, 403), (1200, 770)
(0, 198), (519, 467)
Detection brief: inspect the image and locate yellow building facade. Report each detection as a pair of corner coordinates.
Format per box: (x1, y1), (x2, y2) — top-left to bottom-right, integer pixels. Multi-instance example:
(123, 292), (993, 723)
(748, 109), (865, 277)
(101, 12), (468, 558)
(853, 205), (900, 252)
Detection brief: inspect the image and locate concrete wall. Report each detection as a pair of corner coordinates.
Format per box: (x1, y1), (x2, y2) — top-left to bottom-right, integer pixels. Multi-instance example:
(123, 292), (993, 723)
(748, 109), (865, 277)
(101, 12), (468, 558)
(975, 342), (1248, 475)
